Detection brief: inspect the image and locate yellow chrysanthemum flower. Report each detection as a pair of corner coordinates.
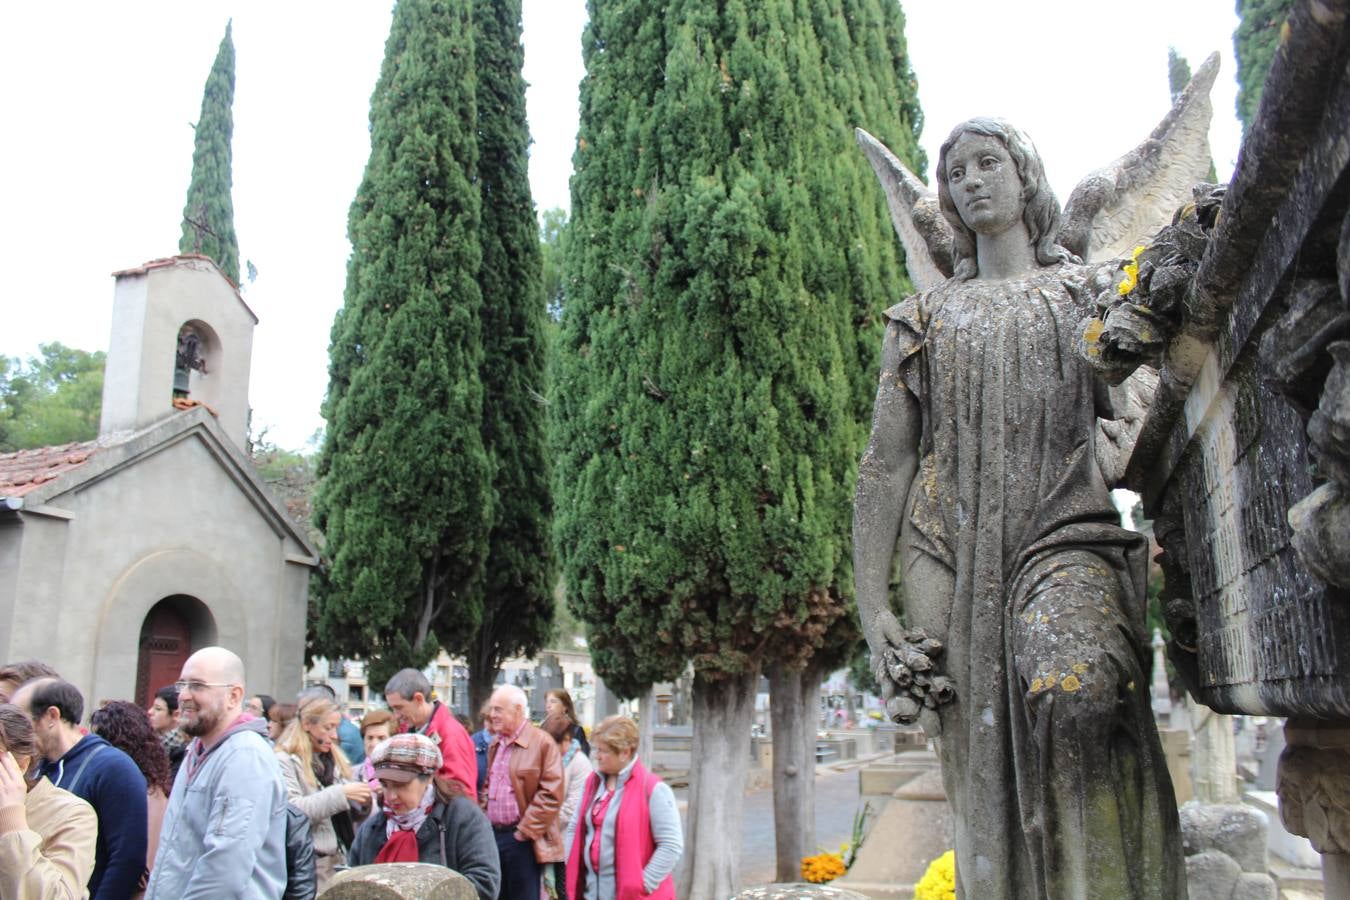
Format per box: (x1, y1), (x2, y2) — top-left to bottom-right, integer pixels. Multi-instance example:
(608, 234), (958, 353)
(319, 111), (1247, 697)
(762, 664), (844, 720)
(1117, 244), (1147, 296)
(914, 849), (956, 900)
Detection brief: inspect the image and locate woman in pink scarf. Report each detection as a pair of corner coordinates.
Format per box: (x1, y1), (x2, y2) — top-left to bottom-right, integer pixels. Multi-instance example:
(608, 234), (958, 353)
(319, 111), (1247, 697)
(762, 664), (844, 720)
(565, 716), (683, 900)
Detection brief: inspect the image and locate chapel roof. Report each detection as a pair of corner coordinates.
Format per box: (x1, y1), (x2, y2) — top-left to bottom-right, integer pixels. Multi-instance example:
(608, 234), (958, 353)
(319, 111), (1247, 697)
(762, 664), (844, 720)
(0, 439), (104, 499)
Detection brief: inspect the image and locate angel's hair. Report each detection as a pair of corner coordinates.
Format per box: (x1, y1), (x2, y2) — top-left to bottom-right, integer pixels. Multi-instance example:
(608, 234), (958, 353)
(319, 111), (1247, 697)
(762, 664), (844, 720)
(936, 117), (1078, 280)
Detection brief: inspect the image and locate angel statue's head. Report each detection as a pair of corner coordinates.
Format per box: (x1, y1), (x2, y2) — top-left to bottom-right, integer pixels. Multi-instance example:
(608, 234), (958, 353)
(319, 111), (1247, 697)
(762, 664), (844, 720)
(936, 118), (1077, 280)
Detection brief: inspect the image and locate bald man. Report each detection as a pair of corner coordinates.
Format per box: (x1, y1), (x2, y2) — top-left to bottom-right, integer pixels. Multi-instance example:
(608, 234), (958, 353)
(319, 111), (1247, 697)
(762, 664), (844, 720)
(146, 647), (289, 899)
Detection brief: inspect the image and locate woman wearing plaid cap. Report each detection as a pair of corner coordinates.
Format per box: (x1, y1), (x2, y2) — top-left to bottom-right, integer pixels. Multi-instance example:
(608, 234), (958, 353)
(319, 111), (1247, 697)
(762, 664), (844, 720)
(348, 732), (500, 899)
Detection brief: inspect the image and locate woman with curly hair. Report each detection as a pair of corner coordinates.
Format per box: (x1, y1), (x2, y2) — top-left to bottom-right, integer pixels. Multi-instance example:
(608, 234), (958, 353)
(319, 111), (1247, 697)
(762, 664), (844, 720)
(91, 699), (173, 897)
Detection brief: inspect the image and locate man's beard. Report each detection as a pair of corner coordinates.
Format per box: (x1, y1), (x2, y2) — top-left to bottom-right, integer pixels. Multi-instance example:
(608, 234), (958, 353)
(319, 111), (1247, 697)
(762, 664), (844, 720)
(181, 704), (219, 737)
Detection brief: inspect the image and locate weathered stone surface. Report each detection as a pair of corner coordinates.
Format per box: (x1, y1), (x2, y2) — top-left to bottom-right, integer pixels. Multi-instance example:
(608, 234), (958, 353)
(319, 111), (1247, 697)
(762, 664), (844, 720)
(1231, 872), (1279, 900)
(733, 885), (871, 899)
(1180, 801), (1269, 873)
(321, 864), (476, 899)
(1184, 850), (1241, 899)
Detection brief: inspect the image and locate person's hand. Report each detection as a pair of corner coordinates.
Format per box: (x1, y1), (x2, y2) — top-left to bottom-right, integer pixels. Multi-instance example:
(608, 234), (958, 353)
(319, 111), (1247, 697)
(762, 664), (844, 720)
(342, 781), (372, 805)
(0, 752), (28, 828)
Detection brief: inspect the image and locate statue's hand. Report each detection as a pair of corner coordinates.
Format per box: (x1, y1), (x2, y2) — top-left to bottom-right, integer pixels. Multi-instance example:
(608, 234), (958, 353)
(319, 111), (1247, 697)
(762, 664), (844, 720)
(868, 612), (954, 724)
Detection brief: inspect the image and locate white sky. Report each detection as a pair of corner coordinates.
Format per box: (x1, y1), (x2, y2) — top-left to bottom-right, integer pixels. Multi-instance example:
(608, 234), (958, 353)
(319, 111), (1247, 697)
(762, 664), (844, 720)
(0, 1), (1241, 449)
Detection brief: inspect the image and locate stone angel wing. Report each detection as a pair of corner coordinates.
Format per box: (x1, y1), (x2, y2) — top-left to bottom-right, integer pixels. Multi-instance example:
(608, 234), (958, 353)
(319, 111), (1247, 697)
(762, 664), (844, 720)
(854, 128), (952, 293)
(1058, 53), (1219, 263)
(1061, 53), (1219, 484)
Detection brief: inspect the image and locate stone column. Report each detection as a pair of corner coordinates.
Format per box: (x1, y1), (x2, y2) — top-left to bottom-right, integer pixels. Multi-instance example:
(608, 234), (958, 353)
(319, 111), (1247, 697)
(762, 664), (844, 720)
(1151, 627), (1173, 725)
(1191, 702), (1239, 804)
(1277, 719), (1350, 896)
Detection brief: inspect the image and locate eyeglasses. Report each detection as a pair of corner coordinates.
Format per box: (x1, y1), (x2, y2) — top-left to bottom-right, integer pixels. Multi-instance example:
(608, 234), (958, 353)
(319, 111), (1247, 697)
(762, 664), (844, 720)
(174, 680), (236, 695)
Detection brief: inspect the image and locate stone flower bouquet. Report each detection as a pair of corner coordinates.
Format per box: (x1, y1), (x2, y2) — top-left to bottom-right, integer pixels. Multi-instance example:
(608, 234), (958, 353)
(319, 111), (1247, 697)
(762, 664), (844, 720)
(873, 627), (955, 724)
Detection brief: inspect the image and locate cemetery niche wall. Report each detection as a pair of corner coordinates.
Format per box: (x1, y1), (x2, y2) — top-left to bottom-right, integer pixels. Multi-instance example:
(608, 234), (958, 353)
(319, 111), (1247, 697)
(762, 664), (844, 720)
(1119, 0), (1350, 888)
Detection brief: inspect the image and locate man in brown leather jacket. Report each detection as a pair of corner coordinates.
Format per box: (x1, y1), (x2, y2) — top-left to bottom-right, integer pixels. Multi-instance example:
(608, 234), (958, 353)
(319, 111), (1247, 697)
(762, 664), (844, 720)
(483, 684), (564, 899)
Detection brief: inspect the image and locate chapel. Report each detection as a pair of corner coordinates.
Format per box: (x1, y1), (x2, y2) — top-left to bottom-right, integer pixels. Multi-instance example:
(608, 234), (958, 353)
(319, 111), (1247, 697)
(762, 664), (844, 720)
(0, 255), (315, 705)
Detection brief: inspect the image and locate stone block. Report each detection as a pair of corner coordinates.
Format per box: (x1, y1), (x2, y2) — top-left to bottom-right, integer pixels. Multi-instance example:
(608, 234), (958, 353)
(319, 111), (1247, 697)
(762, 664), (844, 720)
(322, 864), (477, 899)
(1185, 849), (1241, 899)
(1231, 872), (1278, 900)
(838, 768), (951, 891)
(1180, 801), (1269, 872)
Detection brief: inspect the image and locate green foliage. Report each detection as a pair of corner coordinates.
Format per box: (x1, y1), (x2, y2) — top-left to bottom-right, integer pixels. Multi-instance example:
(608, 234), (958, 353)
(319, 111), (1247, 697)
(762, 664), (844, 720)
(539, 207), (569, 319)
(456, 0), (556, 705)
(251, 429), (319, 545)
(313, 0), (490, 680)
(552, 0), (926, 698)
(1234, 0), (1294, 132)
(0, 344), (105, 452)
(179, 22), (240, 284)
(1167, 47), (1192, 105)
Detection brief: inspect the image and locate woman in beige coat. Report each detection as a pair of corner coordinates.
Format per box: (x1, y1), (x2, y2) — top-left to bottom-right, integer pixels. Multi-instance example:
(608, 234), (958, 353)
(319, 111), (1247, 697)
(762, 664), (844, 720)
(275, 697), (372, 889)
(0, 702), (97, 900)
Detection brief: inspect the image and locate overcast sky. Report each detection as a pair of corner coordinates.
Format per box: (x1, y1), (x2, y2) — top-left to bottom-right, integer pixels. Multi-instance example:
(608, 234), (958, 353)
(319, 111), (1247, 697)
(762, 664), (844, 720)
(0, 1), (1241, 449)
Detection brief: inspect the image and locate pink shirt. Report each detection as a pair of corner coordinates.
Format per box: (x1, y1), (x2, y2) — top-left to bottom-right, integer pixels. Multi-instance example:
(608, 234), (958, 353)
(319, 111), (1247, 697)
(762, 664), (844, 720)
(486, 720), (527, 826)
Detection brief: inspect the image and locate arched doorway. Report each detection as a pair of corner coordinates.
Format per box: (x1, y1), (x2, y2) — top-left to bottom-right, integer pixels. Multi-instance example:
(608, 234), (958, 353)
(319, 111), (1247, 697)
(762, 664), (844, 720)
(134, 595), (217, 707)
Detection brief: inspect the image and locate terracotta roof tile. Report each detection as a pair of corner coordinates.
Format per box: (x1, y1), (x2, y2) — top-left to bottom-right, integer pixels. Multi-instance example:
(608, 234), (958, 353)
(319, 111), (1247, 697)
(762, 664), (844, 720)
(0, 439), (104, 499)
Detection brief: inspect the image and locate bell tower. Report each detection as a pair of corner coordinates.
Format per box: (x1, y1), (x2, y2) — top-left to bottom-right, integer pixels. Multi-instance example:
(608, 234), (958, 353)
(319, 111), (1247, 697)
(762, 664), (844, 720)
(99, 255), (256, 449)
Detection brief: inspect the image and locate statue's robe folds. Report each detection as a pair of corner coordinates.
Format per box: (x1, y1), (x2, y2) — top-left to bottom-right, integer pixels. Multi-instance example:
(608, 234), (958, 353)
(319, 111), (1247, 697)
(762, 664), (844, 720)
(887, 263), (1185, 899)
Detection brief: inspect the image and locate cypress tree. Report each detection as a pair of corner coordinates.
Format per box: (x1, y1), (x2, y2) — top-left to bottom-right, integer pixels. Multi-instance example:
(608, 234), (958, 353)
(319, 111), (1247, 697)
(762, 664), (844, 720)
(457, 0), (555, 715)
(179, 21), (240, 284)
(554, 0), (923, 891)
(1168, 47), (1193, 104)
(313, 0), (490, 687)
(1234, 0), (1295, 132)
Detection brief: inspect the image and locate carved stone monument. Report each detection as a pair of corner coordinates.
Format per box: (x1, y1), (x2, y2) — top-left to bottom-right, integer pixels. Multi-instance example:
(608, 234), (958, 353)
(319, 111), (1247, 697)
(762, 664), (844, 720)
(1086, 1), (1350, 894)
(852, 57), (1220, 899)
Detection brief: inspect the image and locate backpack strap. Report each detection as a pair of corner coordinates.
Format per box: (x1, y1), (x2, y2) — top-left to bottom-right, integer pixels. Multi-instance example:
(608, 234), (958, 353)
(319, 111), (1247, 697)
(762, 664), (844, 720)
(62, 742), (106, 795)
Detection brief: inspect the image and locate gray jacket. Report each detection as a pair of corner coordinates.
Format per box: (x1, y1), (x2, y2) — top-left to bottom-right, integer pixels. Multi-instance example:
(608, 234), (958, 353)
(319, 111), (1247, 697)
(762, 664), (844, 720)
(565, 756), (683, 899)
(146, 718), (288, 900)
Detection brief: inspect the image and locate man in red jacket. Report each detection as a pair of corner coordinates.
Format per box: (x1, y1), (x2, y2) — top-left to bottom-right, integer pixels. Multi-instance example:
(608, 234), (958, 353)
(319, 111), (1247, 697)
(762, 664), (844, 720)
(382, 668), (476, 795)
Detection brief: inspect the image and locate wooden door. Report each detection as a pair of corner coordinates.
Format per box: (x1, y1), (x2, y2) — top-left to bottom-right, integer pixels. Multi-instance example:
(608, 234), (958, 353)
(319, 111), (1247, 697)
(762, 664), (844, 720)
(135, 599), (192, 708)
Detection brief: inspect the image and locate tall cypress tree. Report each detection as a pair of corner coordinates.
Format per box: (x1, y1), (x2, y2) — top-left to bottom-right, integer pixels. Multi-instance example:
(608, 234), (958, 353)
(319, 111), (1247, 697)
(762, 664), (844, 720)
(313, 0), (490, 687)
(457, 0), (555, 715)
(554, 0), (923, 891)
(179, 21), (240, 284)
(1234, 0), (1295, 132)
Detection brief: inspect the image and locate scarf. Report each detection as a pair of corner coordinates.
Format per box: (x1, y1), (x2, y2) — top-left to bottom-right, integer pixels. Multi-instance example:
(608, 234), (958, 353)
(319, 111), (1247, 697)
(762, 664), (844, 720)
(563, 742), (579, 767)
(313, 750), (356, 851)
(375, 782), (435, 864)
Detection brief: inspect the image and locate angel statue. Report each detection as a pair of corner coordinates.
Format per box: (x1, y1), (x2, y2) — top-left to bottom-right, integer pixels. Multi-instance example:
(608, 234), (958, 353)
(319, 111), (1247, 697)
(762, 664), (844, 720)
(852, 55), (1220, 899)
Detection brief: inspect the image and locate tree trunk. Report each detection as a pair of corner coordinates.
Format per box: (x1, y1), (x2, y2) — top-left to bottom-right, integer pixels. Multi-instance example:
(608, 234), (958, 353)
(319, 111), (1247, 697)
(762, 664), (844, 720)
(678, 668), (758, 900)
(638, 684), (656, 764)
(467, 648), (498, 726)
(769, 662), (823, 882)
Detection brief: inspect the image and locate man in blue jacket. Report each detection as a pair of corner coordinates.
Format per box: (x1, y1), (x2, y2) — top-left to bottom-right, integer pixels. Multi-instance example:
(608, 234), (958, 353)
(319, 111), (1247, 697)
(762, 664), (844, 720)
(146, 646), (288, 899)
(15, 677), (149, 899)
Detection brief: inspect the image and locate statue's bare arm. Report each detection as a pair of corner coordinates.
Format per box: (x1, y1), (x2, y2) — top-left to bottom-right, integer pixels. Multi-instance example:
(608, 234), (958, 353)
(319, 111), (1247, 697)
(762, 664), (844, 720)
(853, 320), (920, 671)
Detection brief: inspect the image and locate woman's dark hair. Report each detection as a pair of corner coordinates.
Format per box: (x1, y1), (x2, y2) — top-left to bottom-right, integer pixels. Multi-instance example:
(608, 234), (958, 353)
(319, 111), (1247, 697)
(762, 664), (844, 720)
(155, 684), (179, 713)
(0, 703), (39, 782)
(90, 700), (172, 794)
(253, 694), (276, 719)
(935, 117), (1079, 281)
(547, 689), (579, 724)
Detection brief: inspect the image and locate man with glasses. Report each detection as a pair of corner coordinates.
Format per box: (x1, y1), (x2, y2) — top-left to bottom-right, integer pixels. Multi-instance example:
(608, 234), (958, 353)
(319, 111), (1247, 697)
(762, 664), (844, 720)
(145, 646), (289, 899)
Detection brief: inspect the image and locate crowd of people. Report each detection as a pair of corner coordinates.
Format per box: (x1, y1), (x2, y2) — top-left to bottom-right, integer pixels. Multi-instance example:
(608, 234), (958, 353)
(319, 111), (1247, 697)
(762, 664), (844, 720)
(0, 650), (683, 899)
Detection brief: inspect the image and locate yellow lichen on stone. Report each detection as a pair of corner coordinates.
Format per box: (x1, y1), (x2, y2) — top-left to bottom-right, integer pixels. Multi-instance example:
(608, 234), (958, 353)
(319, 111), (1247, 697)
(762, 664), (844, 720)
(1072, 662), (1089, 674)
(1030, 677), (1045, 693)
(1060, 674), (1082, 693)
